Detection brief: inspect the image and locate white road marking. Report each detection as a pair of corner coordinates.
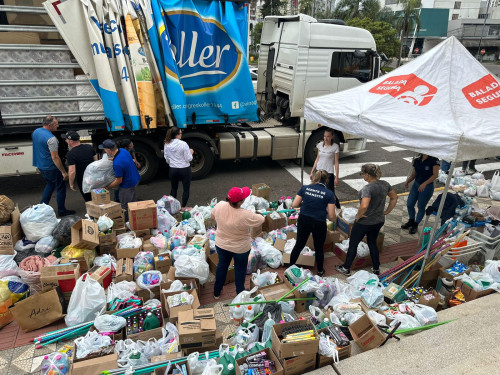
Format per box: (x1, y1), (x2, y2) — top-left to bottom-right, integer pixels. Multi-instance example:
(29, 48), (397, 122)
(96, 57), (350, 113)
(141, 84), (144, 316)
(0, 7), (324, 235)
(343, 176), (408, 191)
(475, 161), (500, 173)
(403, 157), (414, 163)
(339, 150), (369, 158)
(382, 146), (407, 152)
(338, 162), (391, 178)
(366, 139), (376, 143)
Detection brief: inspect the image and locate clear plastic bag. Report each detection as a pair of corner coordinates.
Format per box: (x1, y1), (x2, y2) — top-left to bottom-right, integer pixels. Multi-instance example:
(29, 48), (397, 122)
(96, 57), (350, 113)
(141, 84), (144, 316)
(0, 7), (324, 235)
(318, 333), (339, 363)
(41, 352), (70, 375)
(158, 323), (180, 354)
(52, 215), (81, 247)
(14, 239), (36, 252)
(133, 251), (155, 279)
(157, 209), (177, 234)
(115, 340), (148, 368)
(150, 234), (168, 251)
(94, 254), (117, 272)
(118, 233), (142, 249)
(254, 238), (282, 268)
(166, 291), (194, 308)
(82, 157), (115, 193)
(20, 204), (59, 242)
(246, 247), (260, 274)
(35, 236), (59, 254)
(157, 196), (181, 215)
(412, 304), (438, 326)
(94, 314), (126, 333)
(361, 285), (384, 308)
(261, 313), (276, 343)
(97, 215), (114, 232)
(232, 323), (259, 349)
(65, 275), (106, 326)
(136, 271), (163, 290)
(107, 281), (137, 302)
(0, 253), (19, 278)
(390, 314), (421, 332)
(251, 270), (278, 287)
(367, 310), (386, 326)
(174, 255), (210, 285)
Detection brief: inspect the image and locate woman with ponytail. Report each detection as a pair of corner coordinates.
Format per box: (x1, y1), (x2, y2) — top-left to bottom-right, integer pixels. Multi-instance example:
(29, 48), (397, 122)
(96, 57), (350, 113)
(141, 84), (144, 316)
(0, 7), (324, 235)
(335, 164), (398, 276)
(289, 170), (337, 277)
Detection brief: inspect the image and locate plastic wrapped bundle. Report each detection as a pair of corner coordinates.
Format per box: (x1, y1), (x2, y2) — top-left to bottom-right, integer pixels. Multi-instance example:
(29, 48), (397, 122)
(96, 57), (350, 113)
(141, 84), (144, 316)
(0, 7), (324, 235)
(133, 251), (154, 279)
(0, 195), (15, 225)
(246, 247), (259, 274)
(20, 204), (59, 242)
(18, 255), (52, 294)
(82, 157), (115, 193)
(35, 236), (59, 254)
(0, 253), (19, 278)
(174, 255), (210, 284)
(157, 195), (181, 215)
(52, 215), (81, 247)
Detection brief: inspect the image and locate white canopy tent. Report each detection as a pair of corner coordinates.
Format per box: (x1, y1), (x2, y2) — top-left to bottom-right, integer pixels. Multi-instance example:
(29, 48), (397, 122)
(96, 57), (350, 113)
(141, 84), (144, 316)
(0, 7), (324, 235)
(303, 36), (500, 284)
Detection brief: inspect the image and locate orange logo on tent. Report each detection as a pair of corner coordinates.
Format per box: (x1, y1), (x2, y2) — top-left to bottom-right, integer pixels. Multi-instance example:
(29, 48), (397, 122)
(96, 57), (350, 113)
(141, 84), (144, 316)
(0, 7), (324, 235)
(369, 74), (437, 106)
(462, 74), (500, 109)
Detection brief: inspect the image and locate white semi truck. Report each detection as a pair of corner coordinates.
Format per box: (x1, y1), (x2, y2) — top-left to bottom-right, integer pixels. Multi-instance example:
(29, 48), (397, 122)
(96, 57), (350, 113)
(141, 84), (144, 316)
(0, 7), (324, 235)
(0, 2), (379, 183)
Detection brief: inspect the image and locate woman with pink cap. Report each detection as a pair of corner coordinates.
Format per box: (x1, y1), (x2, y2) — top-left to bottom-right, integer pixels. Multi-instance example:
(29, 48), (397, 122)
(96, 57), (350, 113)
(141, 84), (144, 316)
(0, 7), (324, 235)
(211, 186), (265, 298)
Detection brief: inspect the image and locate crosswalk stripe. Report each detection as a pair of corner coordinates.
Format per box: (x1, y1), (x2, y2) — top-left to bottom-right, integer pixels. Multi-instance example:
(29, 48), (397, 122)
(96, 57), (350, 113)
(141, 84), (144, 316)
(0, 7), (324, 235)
(338, 162), (391, 178)
(343, 176), (408, 192)
(382, 146), (407, 152)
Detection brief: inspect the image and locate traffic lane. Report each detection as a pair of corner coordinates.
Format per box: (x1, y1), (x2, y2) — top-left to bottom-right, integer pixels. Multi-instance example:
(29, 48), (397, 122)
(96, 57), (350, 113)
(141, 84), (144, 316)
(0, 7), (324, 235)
(0, 157), (302, 218)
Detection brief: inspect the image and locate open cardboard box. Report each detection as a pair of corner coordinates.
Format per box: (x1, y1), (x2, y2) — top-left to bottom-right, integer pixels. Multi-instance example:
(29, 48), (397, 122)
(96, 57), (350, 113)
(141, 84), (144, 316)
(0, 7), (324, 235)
(136, 274), (167, 301)
(71, 353), (118, 375)
(116, 241), (143, 259)
(40, 263), (80, 293)
(235, 347), (284, 375)
(115, 258), (133, 282)
(252, 183), (270, 201)
(284, 277), (314, 313)
(275, 232), (316, 267)
(177, 308), (217, 349)
(348, 314), (385, 351)
(333, 232), (373, 270)
(259, 282), (291, 302)
(263, 212), (287, 232)
(207, 252), (235, 284)
(272, 320), (319, 359)
(280, 353), (317, 375)
(154, 360), (188, 375)
(154, 254), (172, 274)
(86, 201), (122, 219)
(0, 207), (22, 255)
(161, 289), (200, 323)
(71, 220), (99, 249)
(453, 279), (495, 301)
(316, 327), (351, 367)
(396, 256), (440, 289)
(183, 329), (223, 355)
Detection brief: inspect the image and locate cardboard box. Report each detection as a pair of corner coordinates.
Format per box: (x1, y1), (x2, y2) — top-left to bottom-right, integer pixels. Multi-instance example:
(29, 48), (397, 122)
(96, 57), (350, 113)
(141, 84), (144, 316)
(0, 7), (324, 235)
(272, 320), (319, 359)
(71, 220), (99, 249)
(259, 282), (291, 302)
(235, 347), (284, 375)
(453, 279), (495, 301)
(439, 266), (470, 280)
(88, 265), (112, 289)
(263, 212), (286, 232)
(418, 289), (441, 310)
(162, 289), (200, 323)
(0, 207), (23, 254)
(177, 308), (217, 349)
(154, 254), (172, 274)
(280, 353), (316, 375)
(324, 229), (342, 252)
(71, 354), (118, 375)
(91, 189), (110, 205)
(0, 32), (40, 45)
(152, 352), (184, 363)
(250, 224), (263, 238)
(99, 230), (116, 246)
(336, 214), (354, 237)
(316, 327), (351, 367)
(183, 329), (223, 354)
(165, 267), (176, 282)
(276, 235), (316, 267)
(135, 229), (152, 241)
(86, 201), (123, 219)
(143, 239), (159, 256)
(128, 201), (157, 230)
(115, 258), (134, 282)
(115, 227), (127, 236)
(396, 256), (440, 289)
(207, 253), (235, 284)
(126, 310), (165, 341)
(136, 274), (167, 301)
(348, 314), (385, 351)
(333, 233), (373, 270)
(204, 217), (216, 229)
(116, 242), (143, 259)
(154, 360), (188, 375)
(113, 214), (125, 229)
(252, 183), (270, 201)
(40, 263), (80, 293)
(283, 277), (311, 313)
(60, 255), (91, 273)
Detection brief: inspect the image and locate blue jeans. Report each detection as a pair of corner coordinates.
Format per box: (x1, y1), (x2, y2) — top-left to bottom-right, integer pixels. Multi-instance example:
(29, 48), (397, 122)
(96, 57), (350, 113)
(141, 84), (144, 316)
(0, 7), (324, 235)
(214, 245), (249, 296)
(440, 160), (451, 173)
(407, 181), (434, 224)
(40, 168), (67, 214)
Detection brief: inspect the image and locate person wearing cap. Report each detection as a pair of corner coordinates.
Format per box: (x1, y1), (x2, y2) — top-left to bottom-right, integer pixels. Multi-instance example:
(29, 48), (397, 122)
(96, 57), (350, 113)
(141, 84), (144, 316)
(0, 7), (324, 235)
(63, 131), (97, 202)
(114, 138), (141, 202)
(32, 115), (74, 216)
(211, 186), (265, 297)
(289, 170), (337, 277)
(100, 139), (141, 212)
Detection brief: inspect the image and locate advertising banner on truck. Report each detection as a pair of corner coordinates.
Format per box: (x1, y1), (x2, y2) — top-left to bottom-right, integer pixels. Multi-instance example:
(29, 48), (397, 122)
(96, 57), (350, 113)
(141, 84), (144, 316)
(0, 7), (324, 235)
(150, 0), (259, 127)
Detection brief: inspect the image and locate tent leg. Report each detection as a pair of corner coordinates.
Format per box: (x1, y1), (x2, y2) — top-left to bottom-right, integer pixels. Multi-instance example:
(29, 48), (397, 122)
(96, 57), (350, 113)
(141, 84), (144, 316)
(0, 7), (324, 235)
(301, 118), (306, 186)
(415, 161), (455, 286)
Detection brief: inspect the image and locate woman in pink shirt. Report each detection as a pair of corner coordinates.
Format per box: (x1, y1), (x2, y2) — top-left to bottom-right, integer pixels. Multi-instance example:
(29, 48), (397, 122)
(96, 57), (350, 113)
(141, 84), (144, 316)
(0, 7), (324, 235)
(211, 186), (265, 298)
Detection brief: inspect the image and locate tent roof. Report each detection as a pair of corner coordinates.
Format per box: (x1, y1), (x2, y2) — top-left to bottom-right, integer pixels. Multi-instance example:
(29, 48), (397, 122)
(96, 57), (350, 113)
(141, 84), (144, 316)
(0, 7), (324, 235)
(304, 36), (500, 162)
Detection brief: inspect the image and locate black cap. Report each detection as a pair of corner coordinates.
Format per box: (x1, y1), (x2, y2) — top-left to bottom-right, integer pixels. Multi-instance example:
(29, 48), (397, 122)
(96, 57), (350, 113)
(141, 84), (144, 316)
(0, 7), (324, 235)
(98, 139), (116, 150)
(61, 130), (80, 141)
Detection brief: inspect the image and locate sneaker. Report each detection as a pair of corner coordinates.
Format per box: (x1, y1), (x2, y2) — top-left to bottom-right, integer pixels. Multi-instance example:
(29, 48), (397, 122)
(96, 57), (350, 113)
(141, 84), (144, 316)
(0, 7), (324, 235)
(466, 168), (478, 175)
(335, 265), (351, 276)
(214, 295), (220, 300)
(401, 219), (414, 230)
(371, 268), (380, 276)
(317, 270), (325, 277)
(409, 223), (419, 235)
(59, 210), (76, 217)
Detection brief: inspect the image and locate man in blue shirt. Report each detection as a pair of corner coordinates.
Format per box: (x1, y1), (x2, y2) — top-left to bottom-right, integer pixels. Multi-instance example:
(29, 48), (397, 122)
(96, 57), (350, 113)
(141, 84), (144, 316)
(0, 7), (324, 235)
(100, 139), (141, 215)
(32, 115), (74, 216)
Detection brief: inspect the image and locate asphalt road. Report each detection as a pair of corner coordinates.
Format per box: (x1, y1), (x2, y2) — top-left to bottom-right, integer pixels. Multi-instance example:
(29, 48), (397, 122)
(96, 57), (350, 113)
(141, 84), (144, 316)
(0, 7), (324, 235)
(2, 140), (498, 218)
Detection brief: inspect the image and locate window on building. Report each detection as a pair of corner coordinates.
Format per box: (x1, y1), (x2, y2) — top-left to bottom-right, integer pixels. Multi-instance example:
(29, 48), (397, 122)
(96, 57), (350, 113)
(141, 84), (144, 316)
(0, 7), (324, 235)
(330, 52), (372, 83)
(452, 14), (459, 20)
(454, 1), (461, 9)
(489, 25), (500, 36)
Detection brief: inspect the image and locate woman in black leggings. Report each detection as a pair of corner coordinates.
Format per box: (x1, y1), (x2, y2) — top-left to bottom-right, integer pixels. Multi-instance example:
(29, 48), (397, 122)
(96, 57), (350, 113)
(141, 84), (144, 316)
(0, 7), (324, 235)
(163, 127), (193, 208)
(289, 170), (337, 276)
(335, 164), (398, 276)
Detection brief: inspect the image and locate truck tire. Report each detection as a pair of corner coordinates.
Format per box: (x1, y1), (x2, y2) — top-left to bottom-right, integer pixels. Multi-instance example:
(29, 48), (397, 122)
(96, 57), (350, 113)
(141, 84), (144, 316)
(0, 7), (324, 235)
(304, 130), (323, 166)
(186, 139), (214, 180)
(133, 143), (159, 184)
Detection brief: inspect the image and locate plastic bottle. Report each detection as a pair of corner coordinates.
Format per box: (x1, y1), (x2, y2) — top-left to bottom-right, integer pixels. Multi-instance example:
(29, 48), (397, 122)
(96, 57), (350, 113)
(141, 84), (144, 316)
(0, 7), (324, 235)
(244, 305), (254, 321)
(285, 196), (292, 209)
(219, 353), (236, 375)
(235, 347), (246, 360)
(319, 318), (332, 329)
(143, 312), (160, 331)
(233, 305), (244, 327)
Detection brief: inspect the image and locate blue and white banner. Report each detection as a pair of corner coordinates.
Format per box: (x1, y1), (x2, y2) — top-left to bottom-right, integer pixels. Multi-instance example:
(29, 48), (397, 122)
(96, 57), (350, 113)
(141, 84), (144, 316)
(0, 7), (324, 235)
(152, 0), (258, 127)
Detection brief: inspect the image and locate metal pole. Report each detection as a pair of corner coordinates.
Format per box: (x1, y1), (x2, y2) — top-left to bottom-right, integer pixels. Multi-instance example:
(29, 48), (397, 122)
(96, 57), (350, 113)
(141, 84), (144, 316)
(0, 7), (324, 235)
(301, 118), (306, 186)
(415, 161), (455, 286)
(477, 0), (491, 62)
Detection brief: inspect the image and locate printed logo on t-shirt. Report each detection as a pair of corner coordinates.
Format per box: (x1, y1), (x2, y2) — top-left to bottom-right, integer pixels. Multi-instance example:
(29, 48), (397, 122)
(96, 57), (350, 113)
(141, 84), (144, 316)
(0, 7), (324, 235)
(304, 187), (326, 199)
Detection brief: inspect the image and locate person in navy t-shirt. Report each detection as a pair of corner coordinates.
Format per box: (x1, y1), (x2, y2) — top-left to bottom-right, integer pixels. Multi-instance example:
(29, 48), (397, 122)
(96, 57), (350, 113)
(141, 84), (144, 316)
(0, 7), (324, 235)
(100, 139), (141, 216)
(289, 170), (337, 277)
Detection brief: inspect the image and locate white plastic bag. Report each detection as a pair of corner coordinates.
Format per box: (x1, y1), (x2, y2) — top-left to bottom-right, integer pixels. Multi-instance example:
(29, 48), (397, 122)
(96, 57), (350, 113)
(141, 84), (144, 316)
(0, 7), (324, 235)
(483, 260), (500, 282)
(65, 275), (106, 326)
(342, 207), (358, 223)
(490, 189), (500, 201)
(174, 255), (210, 284)
(74, 330), (113, 359)
(464, 186), (477, 196)
(251, 270), (278, 287)
(162, 280), (184, 293)
(157, 209), (177, 234)
(390, 314), (421, 332)
(35, 236), (58, 254)
(318, 333), (339, 363)
(0, 253), (19, 278)
(412, 304), (438, 326)
(107, 281), (137, 302)
(94, 315), (126, 333)
(14, 239), (36, 252)
(491, 171), (500, 191)
(82, 157), (115, 193)
(97, 215), (114, 232)
(477, 184), (489, 198)
(284, 238), (296, 254)
(20, 204), (59, 242)
(367, 310), (386, 326)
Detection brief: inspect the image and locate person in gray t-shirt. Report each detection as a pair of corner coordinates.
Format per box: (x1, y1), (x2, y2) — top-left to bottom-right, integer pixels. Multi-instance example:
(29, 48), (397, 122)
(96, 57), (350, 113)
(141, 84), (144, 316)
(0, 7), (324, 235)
(335, 164), (398, 276)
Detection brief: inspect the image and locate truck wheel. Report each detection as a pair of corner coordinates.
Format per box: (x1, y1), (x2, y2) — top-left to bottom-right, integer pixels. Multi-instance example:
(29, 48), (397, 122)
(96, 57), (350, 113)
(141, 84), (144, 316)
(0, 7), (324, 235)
(187, 139), (214, 180)
(133, 143), (159, 184)
(304, 130), (323, 166)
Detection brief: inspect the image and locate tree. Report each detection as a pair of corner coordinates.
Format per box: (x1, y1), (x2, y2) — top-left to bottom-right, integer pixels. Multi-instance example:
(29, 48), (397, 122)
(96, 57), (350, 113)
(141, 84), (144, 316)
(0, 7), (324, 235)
(359, 0), (381, 20)
(346, 17), (400, 58)
(395, 0), (421, 66)
(332, 0), (381, 22)
(377, 6), (395, 24)
(299, 0), (314, 15)
(260, 0), (285, 18)
(250, 21), (264, 54)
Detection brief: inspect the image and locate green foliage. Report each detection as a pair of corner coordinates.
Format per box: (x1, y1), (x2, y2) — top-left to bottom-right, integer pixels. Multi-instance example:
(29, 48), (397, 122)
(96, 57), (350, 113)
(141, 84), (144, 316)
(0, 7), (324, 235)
(347, 17), (400, 58)
(394, 0), (421, 65)
(333, 0), (381, 21)
(260, 0), (285, 18)
(377, 7), (395, 23)
(299, 0), (314, 14)
(250, 21), (263, 54)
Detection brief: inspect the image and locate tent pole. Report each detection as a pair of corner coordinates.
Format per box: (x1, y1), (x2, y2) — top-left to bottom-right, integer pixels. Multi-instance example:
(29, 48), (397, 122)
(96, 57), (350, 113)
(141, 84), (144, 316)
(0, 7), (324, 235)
(301, 118), (306, 186)
(415, 161), (455, 286)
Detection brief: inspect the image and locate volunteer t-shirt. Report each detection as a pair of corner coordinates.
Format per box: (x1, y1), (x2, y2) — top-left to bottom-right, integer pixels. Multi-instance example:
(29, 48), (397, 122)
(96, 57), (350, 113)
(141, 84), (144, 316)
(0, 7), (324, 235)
(297, 183), (335, 222)
(316, 142), (339, 174)
(211, 201), (265, 254)
(112, 148), (141, 188)
(413, 156), (439, 184)
(357, 180), (392, 225)
(66, 144), (96, 187)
